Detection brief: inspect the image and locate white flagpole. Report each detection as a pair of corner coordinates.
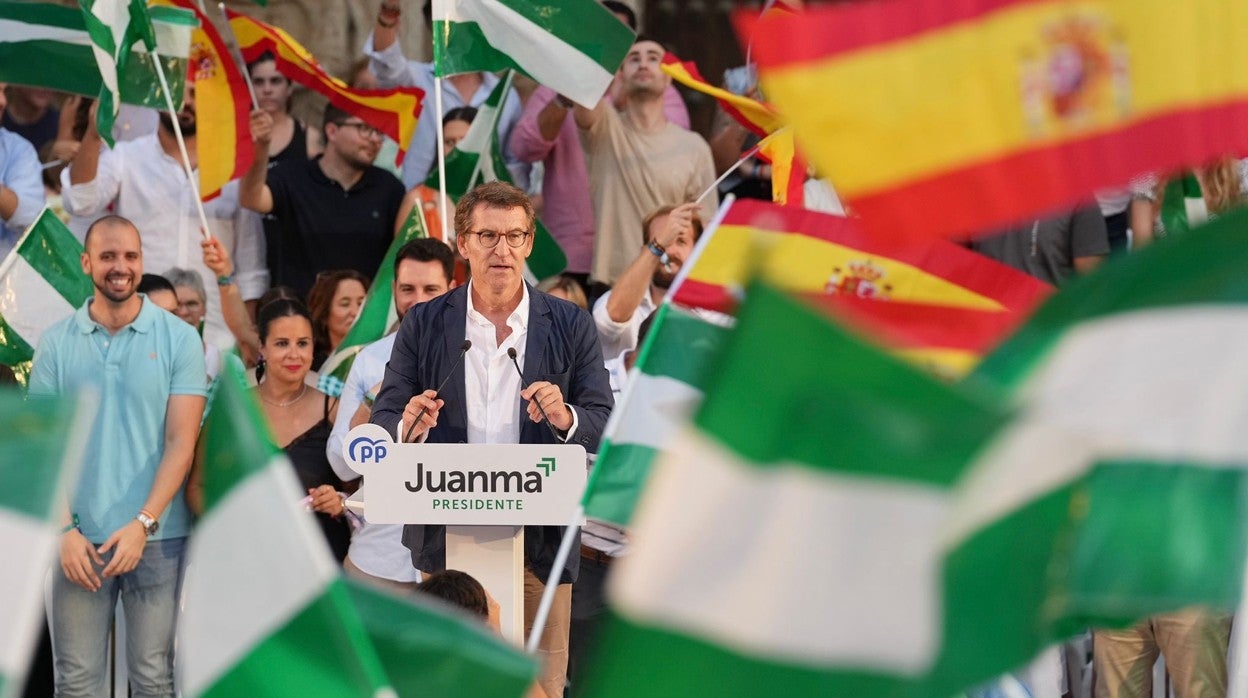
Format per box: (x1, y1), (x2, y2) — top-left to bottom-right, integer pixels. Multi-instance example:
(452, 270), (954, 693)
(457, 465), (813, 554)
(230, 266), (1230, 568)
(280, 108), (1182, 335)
(434, 78), (450, 240)
(696, 144), (761, 205)
(150, 48), (213, 240)
(217, 3), (261, 111)
(527, 504), (584, 654)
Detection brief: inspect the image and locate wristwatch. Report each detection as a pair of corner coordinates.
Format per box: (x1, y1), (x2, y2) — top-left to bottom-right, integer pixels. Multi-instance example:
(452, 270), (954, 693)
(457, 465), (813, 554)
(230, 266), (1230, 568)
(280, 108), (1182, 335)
(136, 511), (159, 537)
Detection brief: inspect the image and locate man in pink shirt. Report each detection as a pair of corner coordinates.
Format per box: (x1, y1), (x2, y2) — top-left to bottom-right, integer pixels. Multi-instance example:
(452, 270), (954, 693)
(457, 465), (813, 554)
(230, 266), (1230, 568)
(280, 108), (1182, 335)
(508, 1), (688, 284)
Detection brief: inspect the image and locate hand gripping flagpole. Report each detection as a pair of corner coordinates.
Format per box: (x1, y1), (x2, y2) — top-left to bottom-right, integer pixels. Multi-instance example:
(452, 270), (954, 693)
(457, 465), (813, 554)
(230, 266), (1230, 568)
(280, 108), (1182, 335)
(150, 47), (213, 241)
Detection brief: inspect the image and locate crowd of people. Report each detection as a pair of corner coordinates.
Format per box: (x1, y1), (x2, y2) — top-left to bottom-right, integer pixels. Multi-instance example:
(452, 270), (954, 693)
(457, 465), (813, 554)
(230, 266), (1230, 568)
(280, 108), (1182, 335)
(4, 1), (1248, 697)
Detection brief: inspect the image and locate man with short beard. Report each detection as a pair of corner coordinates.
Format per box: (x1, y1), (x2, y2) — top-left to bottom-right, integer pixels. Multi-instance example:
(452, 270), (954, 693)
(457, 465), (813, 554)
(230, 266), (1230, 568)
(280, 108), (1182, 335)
(62, 85), (269, 352)
(240, 102), (406, 299)
(571, 37), (717, 286)
(591, 202), (702, 361)
(29, 215), (206, 696)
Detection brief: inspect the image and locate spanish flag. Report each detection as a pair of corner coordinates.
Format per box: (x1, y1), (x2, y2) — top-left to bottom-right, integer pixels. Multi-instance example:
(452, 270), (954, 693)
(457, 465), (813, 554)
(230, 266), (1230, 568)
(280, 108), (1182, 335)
(671, 198), (1051, 316)
(153, 0), (251, 201)
(661, 54), (804, 206)
(739, 0), (1248, 241)
(227, 10), (424, 164)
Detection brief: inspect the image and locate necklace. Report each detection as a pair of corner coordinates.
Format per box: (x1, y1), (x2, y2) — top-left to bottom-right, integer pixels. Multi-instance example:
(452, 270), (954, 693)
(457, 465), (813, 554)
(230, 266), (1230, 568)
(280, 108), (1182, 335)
(259, 383), (307, 408)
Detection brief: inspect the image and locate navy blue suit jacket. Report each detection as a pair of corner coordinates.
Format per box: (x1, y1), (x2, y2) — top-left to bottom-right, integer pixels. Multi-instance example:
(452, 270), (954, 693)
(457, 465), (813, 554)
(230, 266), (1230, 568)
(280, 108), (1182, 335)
(371, 284), (614, 584)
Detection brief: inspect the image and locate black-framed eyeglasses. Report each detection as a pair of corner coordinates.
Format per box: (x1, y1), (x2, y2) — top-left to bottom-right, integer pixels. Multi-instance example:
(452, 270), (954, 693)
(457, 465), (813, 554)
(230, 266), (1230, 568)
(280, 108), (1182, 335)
(333, 121), (384, 139)
(466, 230), (531, 248)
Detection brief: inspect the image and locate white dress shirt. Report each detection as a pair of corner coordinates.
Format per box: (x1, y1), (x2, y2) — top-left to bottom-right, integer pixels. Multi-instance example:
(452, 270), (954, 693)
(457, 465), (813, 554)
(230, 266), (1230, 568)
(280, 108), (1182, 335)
(61, 135), (268, 350)
(592, 288), (657, 362)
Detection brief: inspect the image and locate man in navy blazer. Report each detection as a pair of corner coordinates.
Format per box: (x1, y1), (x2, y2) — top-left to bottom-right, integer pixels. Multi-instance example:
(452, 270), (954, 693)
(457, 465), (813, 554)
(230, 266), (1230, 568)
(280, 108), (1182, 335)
(371, 181), (612, 696)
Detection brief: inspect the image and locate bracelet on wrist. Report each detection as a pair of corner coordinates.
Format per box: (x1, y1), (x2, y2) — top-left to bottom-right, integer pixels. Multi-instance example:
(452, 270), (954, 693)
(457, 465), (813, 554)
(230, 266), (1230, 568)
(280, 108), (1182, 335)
(646, 241), (666, 259)
(217, 274), (235, 287)
(377, 16), (398, 28)
(61, 513), (79, 535)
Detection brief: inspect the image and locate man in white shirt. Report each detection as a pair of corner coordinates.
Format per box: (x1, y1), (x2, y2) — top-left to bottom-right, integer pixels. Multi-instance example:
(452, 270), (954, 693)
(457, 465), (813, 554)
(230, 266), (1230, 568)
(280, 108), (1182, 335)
(62, 87), (268, 351)
(370, 182), (613, 698)
(327, 237), (456, 592)
(0, 82), (45, 261)
(592, 202), (701, 360)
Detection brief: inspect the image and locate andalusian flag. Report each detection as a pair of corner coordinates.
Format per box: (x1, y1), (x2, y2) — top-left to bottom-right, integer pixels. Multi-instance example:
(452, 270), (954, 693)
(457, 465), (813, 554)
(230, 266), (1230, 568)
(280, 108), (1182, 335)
(671, 199), (1051, 316)
(431, 0), (634, 108)
(77, 0), (159, 145)
(153, 0), (252, 202)
(661, 55), (805, 206)
(582, 284), (1008, 697)
(179, 362), (394, 697)
(0, 210), (93, 388)
(583, 303), (730, 526)
(227, 10), (425, 164)
(346, 579), (538, 697)
(741, 0), (1248, 241)
(426, 70), (566, 280)
(0, 390), (91, 698)
(317, 208), (431, 398)
(0, 2), (193, 119)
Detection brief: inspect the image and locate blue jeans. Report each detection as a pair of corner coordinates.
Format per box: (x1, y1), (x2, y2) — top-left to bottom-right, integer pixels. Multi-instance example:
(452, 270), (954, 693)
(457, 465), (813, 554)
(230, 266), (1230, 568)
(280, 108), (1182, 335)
(51, 537), (185, 698)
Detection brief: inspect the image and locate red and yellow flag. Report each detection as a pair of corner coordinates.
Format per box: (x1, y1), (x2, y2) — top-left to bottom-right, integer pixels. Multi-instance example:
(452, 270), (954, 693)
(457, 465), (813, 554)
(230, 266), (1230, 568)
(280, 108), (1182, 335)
(739, 0), (1248, 241)
(660, 54), (804, 206)
(671, 198), (1051, 316)
(154, 0), (251, 201)
(227, 11), (424, 163)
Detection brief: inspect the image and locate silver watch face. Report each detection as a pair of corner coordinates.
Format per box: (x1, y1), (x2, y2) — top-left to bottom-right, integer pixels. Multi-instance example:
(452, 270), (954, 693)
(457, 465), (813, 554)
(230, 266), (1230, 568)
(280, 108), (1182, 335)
(137, 514), (158, 535)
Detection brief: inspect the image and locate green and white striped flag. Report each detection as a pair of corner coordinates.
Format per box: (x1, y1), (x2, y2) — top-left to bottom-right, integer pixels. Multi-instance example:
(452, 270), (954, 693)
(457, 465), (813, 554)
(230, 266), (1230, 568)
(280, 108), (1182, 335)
(581, 303), (730, 526)
(425, 70), (566, 280)
(317, 206), (431, 398)
(431, 0), (634, 108)
(0, 210), (93, 389)
(0, 2), (194, 135)
(78, 0), (158, 145)
(583, 284), (1005, 697)
(0, 389), (92, 698)
(179, 362), (395, 697)
(589, 208), (1248, 696)
(346, 578), (539, 697)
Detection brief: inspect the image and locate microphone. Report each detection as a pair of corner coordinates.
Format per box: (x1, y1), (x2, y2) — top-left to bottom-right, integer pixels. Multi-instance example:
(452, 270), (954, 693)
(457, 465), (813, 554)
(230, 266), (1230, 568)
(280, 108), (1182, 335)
(403, 340), (471, 443)
(507, 347), (563, 441)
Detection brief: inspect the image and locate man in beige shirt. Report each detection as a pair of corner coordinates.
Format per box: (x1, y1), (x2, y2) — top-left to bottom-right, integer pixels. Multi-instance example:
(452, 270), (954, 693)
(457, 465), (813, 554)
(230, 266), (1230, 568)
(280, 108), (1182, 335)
(570, 37), (717, 286)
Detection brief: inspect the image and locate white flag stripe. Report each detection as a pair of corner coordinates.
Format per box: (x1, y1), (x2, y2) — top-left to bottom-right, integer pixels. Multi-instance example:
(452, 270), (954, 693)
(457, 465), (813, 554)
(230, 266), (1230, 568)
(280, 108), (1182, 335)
(449, 0), (614, 108)
(0, 255), (79, 351)
(0, 17), (190, 57)
(946, 307), (1248, 548)
(85, 1), (125, 110)
(601, 372), (701, 452)
(178, 459), (337, 696)
(612, 429), (945, 673)
(0, 512), (54, 679)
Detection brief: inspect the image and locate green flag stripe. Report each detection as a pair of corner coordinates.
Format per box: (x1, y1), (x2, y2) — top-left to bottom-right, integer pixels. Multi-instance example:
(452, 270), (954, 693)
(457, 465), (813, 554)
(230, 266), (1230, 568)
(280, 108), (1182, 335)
(0, 314), (34, 368)
(0, 392), (86, 518)
(199, 365), (280, 509)
(582, 442), (657, 525)
(346, 579), (538, 696)
(0, 1), (81, 30)
(696, 285), (1002, 487)
(199, 581), (391, 697)
(582, 610), (910, 698)
(637, 306), (729, 385)
(16, 216), (94, 309)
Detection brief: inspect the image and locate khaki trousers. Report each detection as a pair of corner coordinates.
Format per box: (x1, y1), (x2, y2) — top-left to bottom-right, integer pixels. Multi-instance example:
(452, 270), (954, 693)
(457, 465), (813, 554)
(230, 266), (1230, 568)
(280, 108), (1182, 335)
(524, 568), (572, 698)
(1093, 607), (1231, 698)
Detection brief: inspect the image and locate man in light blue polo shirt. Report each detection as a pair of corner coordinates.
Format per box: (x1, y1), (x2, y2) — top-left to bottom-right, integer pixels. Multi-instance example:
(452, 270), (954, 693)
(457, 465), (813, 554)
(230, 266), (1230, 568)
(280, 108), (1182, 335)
(29, 215), (206, 697)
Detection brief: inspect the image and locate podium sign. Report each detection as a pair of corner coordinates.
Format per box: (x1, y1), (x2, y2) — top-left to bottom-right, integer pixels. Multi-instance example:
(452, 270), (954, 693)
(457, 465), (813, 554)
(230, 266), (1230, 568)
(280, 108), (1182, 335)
(342, 424), (587, 525)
